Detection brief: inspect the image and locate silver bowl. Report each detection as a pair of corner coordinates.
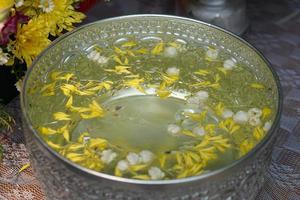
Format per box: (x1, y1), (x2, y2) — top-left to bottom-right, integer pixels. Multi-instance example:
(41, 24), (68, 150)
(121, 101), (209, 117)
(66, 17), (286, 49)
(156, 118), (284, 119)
(21, 15), (282, 200)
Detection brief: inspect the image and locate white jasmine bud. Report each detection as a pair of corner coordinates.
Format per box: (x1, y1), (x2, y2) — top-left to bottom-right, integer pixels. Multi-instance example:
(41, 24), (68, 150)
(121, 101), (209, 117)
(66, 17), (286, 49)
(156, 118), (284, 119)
(148, 167), (165, 180)
(233, 111), (249, 124)
(167, 124), (181, 136)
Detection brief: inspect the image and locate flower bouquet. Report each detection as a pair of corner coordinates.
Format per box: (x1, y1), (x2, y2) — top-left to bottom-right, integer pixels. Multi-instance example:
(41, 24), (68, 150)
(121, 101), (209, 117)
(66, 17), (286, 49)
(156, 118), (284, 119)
(0, 0), (86, 140)
(0, 0), (85, 91)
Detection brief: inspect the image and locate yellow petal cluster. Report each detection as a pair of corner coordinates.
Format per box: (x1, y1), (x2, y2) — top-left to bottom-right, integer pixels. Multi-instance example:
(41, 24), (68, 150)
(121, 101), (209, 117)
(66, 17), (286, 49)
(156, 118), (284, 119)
(21, 0), (85, 36)
(12, 17), (51, 66)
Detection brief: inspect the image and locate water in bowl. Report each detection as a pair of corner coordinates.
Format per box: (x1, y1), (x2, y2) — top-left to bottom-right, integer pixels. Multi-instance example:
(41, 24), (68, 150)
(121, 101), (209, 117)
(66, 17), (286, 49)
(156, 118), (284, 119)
(29, 36), (277, 180)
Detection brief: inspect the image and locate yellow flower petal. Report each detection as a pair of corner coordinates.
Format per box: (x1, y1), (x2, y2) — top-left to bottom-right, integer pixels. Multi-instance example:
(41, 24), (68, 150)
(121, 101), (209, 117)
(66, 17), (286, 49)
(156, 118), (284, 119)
(214, 102), (224, 116)
(156, 88), (171, 99)
(63, 129), (70, 142)
(135, 48), (148, 54)
(60, 84), (77, 96)
(88, 138), (107, 150)
(262, 107), (272, 119)
(158, 154), (167, 168)
(239, 140), (255, 157)
(80, 100), (105, 119)
(70, 106), (90, 113)
(187, 111), (207, 122)
(168, 42), (181, 48)
(113, 56), (128, 65)
(130, 164), (148, 171)
(121, 41), (137, 48)
(181, 130), (197, 137)
(132, 175), (150, 180)
(0, 0), (14, 9)
(66, 153), (86, 162)
(250, 83), (265, 89)
(151, 42), (164, 55)
(115, 167), (122, 177)
(39, 127), (57, 135)
(105, 66), (131, 74)
(123, 78), (145, 92)
(191, 81), (211, 87)
(53, 112), (71, 121)
(18, 163), (30, 174)
(67, 143), (85, 151)
(204, 124), (216, 134)
(50, 71), (63, 81)
(114, 47), (126, 55)
(57, 73), (74, 81)
(77, 132), (90, 143)
(253, 127), (265, 141)
(41, 82), (56, 96)
(217, 67), (228, 75)
(47, 141), (63, 150)
(194, 69), (210, 76)
(66, 96), (73, 108)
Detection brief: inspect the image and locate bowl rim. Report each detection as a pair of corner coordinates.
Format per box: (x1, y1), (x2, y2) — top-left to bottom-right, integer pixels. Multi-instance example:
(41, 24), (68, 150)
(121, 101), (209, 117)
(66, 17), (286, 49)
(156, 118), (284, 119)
(21, 14), (283, 185)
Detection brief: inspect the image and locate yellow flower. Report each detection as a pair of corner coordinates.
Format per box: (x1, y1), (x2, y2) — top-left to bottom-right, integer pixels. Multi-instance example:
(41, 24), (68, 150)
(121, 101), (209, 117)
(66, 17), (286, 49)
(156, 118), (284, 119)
(12, 17), (50, 66)
(0, 0), (14, 10)
(22, 0), (85, 36)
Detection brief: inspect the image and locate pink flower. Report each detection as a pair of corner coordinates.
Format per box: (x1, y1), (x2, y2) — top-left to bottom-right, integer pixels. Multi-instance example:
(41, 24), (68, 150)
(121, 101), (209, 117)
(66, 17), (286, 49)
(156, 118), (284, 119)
(0, 12), (29, 45)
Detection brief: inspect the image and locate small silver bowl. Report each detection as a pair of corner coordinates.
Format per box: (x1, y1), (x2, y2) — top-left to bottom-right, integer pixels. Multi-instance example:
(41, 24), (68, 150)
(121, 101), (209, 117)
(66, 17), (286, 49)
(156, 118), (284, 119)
(21, 15), (282, 200)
